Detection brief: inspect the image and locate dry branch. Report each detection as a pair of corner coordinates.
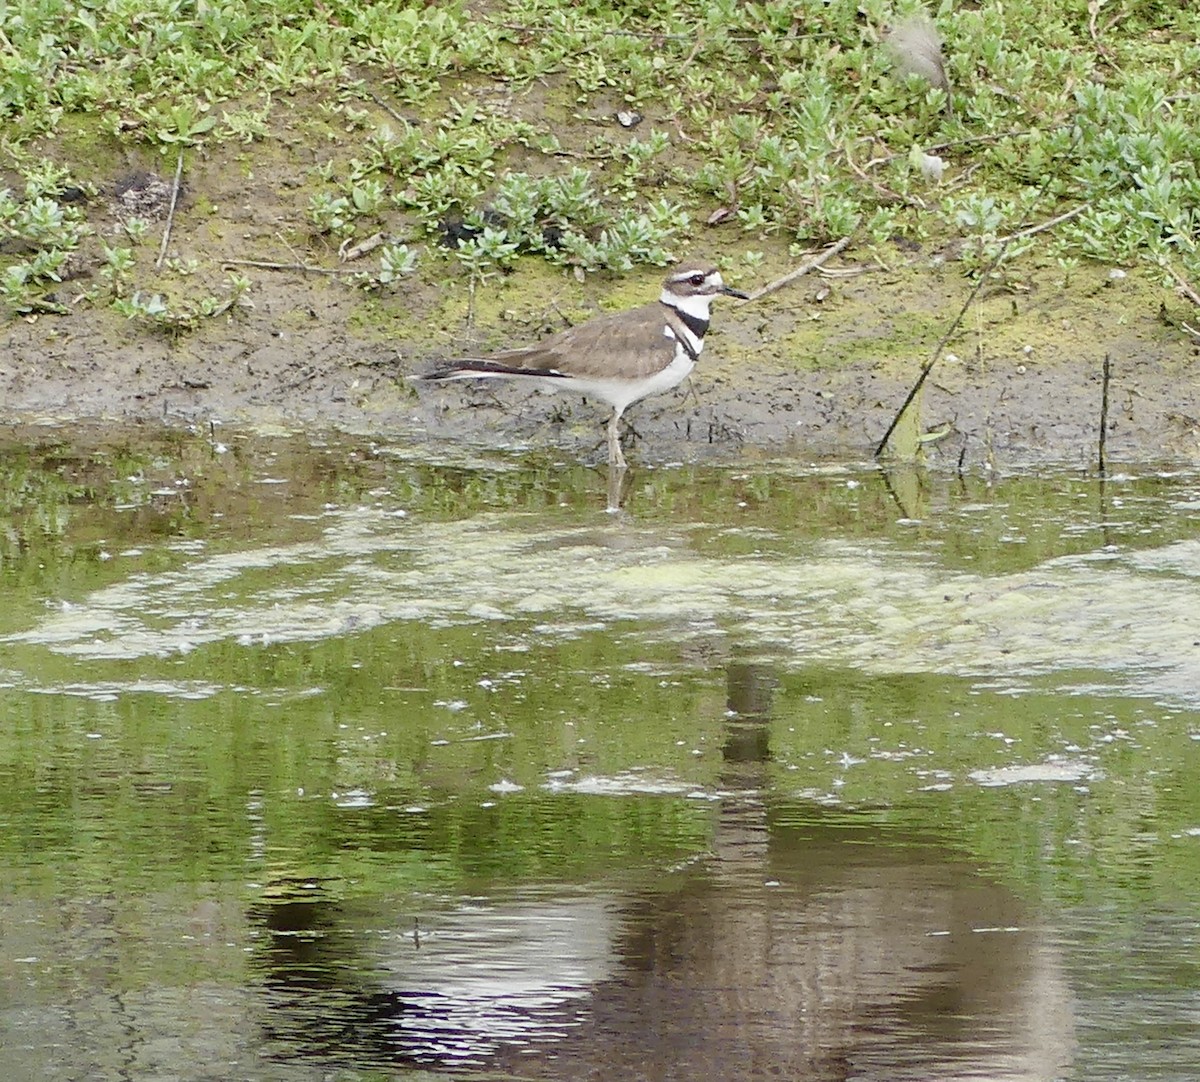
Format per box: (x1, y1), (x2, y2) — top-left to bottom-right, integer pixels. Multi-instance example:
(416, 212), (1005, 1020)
(998, 203), (1089, 244)
(1098, 352), (1112, 474)
(743, 236), (852, 303)
(155, 152), (184, 269)
(873, 254), (999, 458)
(222, 259), (363, 276)
(1161, 258), (1200, 308)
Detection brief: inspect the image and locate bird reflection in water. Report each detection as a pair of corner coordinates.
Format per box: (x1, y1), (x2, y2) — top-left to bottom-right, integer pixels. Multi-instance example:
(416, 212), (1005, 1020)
(252, 662), (1074, 1080)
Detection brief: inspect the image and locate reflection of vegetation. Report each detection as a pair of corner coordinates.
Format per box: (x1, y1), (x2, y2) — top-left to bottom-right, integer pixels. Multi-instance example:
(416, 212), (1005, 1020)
(765, 666), (1200, 910)
(0, 449), (83, 532)
(4, 618), (1200, 916)
(4, 430), (1200, 933)
(0, 640), (721, 898)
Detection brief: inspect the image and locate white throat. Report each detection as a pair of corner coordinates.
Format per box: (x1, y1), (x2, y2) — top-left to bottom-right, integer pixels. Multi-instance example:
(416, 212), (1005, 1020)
(661, 288), (717, 321)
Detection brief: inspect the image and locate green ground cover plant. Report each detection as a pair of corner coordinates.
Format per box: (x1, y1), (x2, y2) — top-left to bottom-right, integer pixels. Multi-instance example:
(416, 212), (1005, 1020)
(1, 0), (1198, 326)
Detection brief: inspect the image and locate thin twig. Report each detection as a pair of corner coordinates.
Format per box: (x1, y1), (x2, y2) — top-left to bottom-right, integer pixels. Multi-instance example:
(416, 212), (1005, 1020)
(155, 151), (184, 269)
(743, 236), (852, 303)
(1098, 351), (1111, 474)
(1161, 258), (1200, 307)
(366, 90), (409, 126)
(274, 230), (307, 264)
(998, 203), (1089, 243)
(222, 258), (363, 276)
(843, 142), (926, 208)
(206, 295), (241, 320)
(862, 126), (1072, 173)
(677, 31), (706, 75)
(873, 155), (1074, 459)
(1086, 0), (1122, 60)
(873, 245), (1005, 458)
(547, 147), (605, 160)
(487, 18), (692, 39)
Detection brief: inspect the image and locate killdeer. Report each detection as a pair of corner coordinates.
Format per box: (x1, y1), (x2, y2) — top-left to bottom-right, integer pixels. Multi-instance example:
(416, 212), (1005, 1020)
(420, 262), (747, 469)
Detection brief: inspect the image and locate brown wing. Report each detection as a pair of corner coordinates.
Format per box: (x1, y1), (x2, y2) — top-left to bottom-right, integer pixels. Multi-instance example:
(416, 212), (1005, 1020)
(468, 302), (680, 381)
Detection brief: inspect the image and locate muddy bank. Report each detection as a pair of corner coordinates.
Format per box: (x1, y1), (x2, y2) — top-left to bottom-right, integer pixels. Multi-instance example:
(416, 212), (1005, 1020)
(3, 245), (1199, 469)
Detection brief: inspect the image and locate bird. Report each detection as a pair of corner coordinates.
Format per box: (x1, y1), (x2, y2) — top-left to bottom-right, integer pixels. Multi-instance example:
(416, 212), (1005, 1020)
(419, 262), (748, 470)
(883, 14), (953, 116)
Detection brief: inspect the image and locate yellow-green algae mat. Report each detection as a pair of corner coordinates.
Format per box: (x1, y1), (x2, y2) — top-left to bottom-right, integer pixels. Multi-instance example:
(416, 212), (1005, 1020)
(5, 505), (1197, 707)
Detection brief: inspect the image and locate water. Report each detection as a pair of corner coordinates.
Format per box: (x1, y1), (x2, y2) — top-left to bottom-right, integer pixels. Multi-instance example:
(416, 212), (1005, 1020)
(2, 425), (1200, 1080)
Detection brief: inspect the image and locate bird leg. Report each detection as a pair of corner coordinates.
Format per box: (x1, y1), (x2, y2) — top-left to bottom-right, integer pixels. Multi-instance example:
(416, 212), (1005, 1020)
(607, 409), (627, 471)
(606, 462), (628, 513)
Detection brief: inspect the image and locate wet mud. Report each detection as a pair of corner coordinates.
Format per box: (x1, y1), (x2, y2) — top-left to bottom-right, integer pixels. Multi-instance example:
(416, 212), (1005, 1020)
(3, 153), (1198, 469)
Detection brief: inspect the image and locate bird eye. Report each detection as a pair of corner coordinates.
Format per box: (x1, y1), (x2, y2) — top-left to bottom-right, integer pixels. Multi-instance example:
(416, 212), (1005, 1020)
(689, 273), (706, 286)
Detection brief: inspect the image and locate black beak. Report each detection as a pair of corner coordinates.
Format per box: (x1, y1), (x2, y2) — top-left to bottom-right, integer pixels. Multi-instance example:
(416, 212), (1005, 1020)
(721, 284), (750, 300)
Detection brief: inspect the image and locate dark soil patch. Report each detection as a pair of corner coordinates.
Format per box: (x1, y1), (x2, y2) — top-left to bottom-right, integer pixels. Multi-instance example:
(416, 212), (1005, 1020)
(6, 257), (1199, 471)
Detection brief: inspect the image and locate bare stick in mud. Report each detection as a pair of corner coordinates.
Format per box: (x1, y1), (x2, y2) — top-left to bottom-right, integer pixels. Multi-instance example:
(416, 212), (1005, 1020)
(998, 203), (1090, 244)
(156, 152), (184, 269)
(873, 264), (993, 458)
(874, 159), (1075, 459)
(744, 236), (852, 302)
(1161, 258), (1200, 308)
(1098, 352), (1112, 475)
(222, 259), (362, 276)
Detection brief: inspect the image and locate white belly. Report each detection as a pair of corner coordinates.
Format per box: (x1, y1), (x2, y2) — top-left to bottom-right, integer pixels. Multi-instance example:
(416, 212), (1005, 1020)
(566, 342), (696, 415)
